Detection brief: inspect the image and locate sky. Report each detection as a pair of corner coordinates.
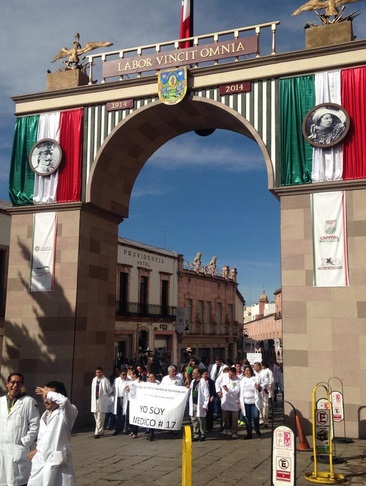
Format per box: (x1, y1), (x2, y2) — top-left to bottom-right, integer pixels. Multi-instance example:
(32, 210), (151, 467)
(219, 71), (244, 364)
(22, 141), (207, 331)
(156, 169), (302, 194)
(1, 1), (364, 305)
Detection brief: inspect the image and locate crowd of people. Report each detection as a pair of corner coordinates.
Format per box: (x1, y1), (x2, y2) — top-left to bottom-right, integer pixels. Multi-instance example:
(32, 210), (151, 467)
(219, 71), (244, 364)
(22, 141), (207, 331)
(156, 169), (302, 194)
(91, 353), (284, 443)
(0, 356), (283, 485)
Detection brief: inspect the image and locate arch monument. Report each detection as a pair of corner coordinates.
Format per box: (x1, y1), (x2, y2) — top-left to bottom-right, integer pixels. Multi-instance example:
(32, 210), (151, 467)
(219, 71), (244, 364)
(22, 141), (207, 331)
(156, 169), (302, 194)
(3, 20), (366, 434)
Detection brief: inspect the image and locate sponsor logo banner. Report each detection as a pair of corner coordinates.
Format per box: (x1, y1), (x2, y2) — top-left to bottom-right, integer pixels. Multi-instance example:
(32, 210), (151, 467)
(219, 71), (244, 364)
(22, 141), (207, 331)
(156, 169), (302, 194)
(30, 212), (57, 291)
(312, 191), (349, 287)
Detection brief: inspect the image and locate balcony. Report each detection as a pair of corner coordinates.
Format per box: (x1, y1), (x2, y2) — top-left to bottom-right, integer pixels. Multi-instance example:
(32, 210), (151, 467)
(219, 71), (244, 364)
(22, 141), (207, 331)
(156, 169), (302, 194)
(185, 321), (238, 336)
(116, 301), (176, 319)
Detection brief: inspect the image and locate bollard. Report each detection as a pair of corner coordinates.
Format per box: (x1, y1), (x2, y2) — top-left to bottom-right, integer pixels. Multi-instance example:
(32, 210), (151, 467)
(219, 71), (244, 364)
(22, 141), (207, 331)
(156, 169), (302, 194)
(182, 425), (192, 486)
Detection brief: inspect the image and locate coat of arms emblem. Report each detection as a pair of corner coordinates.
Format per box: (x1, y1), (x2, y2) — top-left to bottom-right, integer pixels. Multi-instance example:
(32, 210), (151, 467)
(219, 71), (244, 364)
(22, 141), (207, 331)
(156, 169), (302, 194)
(158, 67), (187, 105)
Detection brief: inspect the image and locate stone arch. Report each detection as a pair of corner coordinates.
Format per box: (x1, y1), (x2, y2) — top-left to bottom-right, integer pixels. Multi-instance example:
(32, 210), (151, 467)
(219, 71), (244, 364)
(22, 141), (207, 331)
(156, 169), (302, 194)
(87, 96), (274, 219)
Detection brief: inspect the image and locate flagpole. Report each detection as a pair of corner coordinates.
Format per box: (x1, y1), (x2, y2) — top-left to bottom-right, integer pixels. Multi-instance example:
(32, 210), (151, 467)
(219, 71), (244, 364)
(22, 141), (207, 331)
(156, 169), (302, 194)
(190, 0), (194, 38)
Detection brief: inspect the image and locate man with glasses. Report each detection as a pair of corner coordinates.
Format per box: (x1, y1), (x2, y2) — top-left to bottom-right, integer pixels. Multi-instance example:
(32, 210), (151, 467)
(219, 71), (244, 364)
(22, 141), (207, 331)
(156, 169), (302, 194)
(0, 372), (40, 486)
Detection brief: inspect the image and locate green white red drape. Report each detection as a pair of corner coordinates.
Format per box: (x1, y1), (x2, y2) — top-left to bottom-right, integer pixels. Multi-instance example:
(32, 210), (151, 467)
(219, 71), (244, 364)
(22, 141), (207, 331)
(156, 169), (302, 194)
(280, 66), (366, 185)
(9, 108), (83, 206)
(312, 191), (349, 287)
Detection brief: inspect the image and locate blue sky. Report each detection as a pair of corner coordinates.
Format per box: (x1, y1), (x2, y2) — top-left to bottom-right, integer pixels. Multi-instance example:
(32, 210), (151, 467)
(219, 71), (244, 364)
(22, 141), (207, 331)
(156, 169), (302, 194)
(1, 1), (364, 304)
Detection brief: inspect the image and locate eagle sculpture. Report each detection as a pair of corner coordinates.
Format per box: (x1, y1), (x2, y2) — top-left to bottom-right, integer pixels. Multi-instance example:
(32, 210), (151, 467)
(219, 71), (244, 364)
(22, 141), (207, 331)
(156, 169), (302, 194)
(52, 33), (113, 69)
(292, 0), (362, 16)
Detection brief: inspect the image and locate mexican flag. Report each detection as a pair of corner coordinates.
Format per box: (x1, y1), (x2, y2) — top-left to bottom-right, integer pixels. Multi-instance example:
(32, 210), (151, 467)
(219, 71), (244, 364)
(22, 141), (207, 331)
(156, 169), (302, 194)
(179, 0), (192, 48)
(280, 66), (366, 185)
(9, 108), (83, 206)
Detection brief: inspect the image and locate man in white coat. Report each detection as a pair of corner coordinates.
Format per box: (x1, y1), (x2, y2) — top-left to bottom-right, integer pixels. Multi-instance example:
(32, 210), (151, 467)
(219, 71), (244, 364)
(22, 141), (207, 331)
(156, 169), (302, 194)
(28, 381), (78, 486)
(189, 368), (209, 442)
(91, 367), (112, 438)
(112, 369), (130, 436)
(0, 372), (39, 486)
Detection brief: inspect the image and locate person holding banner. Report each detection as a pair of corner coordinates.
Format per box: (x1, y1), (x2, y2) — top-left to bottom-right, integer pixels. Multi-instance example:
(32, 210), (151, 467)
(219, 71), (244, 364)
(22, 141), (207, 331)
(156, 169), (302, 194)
(216, 366), (240, 439)
(126, 369), (140, 439)
(189, 369), (209, 442)
(161, 366), (184, 386)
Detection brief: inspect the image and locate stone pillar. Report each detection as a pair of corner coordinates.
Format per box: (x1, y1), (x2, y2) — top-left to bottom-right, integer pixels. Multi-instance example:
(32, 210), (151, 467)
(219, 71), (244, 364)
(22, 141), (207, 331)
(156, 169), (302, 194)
(281, 188), (366, 438)
(2, 203), (119, 425)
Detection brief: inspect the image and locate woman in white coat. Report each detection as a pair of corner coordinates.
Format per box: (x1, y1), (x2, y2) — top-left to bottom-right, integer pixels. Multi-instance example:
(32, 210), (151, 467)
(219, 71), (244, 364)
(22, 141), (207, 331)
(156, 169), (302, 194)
(239, 366), (263, 440)
(28, 382), (78, 486)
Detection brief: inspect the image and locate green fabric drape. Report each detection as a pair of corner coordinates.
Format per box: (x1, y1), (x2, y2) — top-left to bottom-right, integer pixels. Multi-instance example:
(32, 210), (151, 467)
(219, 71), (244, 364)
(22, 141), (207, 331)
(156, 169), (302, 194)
(280, 75), (315, 186)
(9, 115), (39, 206)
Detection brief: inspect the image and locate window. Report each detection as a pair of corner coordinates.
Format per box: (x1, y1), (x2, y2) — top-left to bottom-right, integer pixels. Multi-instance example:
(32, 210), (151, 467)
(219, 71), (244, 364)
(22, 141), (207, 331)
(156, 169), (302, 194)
(216, 302), (222, 325)
(197, 300), (204, 322)
(205, 302), (211, 325)
(228, 304), (234, 323)
(118, 272), (129, 314)
(185, 298), (192, 328)
(140, 276), (148, 314)
(161, 279), (169, 315)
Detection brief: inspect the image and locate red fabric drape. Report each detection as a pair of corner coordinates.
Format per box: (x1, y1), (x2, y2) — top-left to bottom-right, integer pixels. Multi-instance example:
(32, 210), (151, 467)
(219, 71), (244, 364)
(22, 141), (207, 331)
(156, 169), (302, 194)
(341, 66), (366, 180)
(57, 108), (83, 202)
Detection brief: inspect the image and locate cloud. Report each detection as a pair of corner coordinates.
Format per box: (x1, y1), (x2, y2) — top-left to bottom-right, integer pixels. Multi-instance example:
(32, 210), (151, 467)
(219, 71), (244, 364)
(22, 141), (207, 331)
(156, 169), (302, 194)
(149, 135), (264, 173)
(131, 186), (166, 199)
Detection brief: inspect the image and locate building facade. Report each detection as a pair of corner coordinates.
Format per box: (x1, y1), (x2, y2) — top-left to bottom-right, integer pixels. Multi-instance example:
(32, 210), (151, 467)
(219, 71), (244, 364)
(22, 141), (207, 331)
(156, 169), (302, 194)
(115, 238), (179, 366)
(177, 254), (245, 363)
(114, 239), (245, 367)
(244, 289), (282, 362)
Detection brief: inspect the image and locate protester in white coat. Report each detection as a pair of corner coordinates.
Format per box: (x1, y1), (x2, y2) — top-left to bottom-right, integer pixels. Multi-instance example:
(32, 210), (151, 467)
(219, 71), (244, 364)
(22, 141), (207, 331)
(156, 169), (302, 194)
(0, 372), (39, 486)
(91, 367), (113, 438)
(112, 369), (130, 435)
(28, 382), (78, 486)
(216, 367), (240, 439)
(188, 368), (209, 442)
(239, 365), (263, 440)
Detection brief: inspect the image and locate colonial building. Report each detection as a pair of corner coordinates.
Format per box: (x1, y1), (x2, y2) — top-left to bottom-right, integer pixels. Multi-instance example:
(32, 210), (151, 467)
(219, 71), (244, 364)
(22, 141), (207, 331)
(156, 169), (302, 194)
(177, 253), (245, 363)
(244, 289), (282, 362)
(115, 237), (179, 365)
(114, 239), (245, 366)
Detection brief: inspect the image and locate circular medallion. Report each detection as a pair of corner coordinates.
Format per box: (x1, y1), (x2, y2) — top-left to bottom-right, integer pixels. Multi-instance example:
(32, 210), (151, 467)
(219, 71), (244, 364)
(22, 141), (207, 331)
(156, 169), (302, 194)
(302, 103), (350, 148)
(29, 138), (62, 176)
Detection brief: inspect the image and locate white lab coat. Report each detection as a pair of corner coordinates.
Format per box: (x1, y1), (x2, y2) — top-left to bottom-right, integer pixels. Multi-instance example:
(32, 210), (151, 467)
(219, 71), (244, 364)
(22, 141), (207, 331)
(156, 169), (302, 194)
(0, 394), (39, 486)
(210, 363), (226, 381)
(28, 391), (78, 486)
(188, 378), (209, 417)
(239, 376), (263, 414)
(113, 377), (130, 415)
(91, 376), (112, 413)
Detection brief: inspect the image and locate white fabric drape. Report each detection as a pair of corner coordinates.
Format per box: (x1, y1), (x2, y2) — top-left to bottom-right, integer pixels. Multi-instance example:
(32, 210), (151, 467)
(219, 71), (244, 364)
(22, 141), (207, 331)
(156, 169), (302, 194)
(311, 71), (343, 182)
(33, 112), (60, 204)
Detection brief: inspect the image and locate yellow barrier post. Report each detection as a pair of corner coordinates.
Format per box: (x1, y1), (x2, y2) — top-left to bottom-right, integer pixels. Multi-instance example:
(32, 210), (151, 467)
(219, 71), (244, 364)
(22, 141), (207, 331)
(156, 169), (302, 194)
(182, 425), (192, 486)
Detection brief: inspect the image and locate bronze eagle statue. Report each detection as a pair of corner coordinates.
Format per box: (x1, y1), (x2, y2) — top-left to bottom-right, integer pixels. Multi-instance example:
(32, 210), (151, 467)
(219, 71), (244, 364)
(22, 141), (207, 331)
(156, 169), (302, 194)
(292, 0), (362, 16)
(52, 33), (113, 69)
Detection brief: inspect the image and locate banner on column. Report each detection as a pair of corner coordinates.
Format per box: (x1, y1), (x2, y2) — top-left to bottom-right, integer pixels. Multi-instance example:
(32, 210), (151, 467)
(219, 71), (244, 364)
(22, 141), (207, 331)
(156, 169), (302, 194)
(312, 191), (349, 287)
(129, 382), (189, 431)
(30, 212), (57, 291)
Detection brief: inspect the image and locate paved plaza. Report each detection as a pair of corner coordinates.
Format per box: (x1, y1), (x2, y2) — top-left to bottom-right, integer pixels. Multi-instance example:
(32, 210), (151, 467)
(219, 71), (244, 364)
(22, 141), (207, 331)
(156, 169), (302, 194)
(72, 421), (366, 485)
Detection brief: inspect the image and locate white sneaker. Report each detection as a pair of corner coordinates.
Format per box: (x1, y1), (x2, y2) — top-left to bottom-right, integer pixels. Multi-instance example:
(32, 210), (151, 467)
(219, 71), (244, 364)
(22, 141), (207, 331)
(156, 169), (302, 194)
(232, 434), (238, 440)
